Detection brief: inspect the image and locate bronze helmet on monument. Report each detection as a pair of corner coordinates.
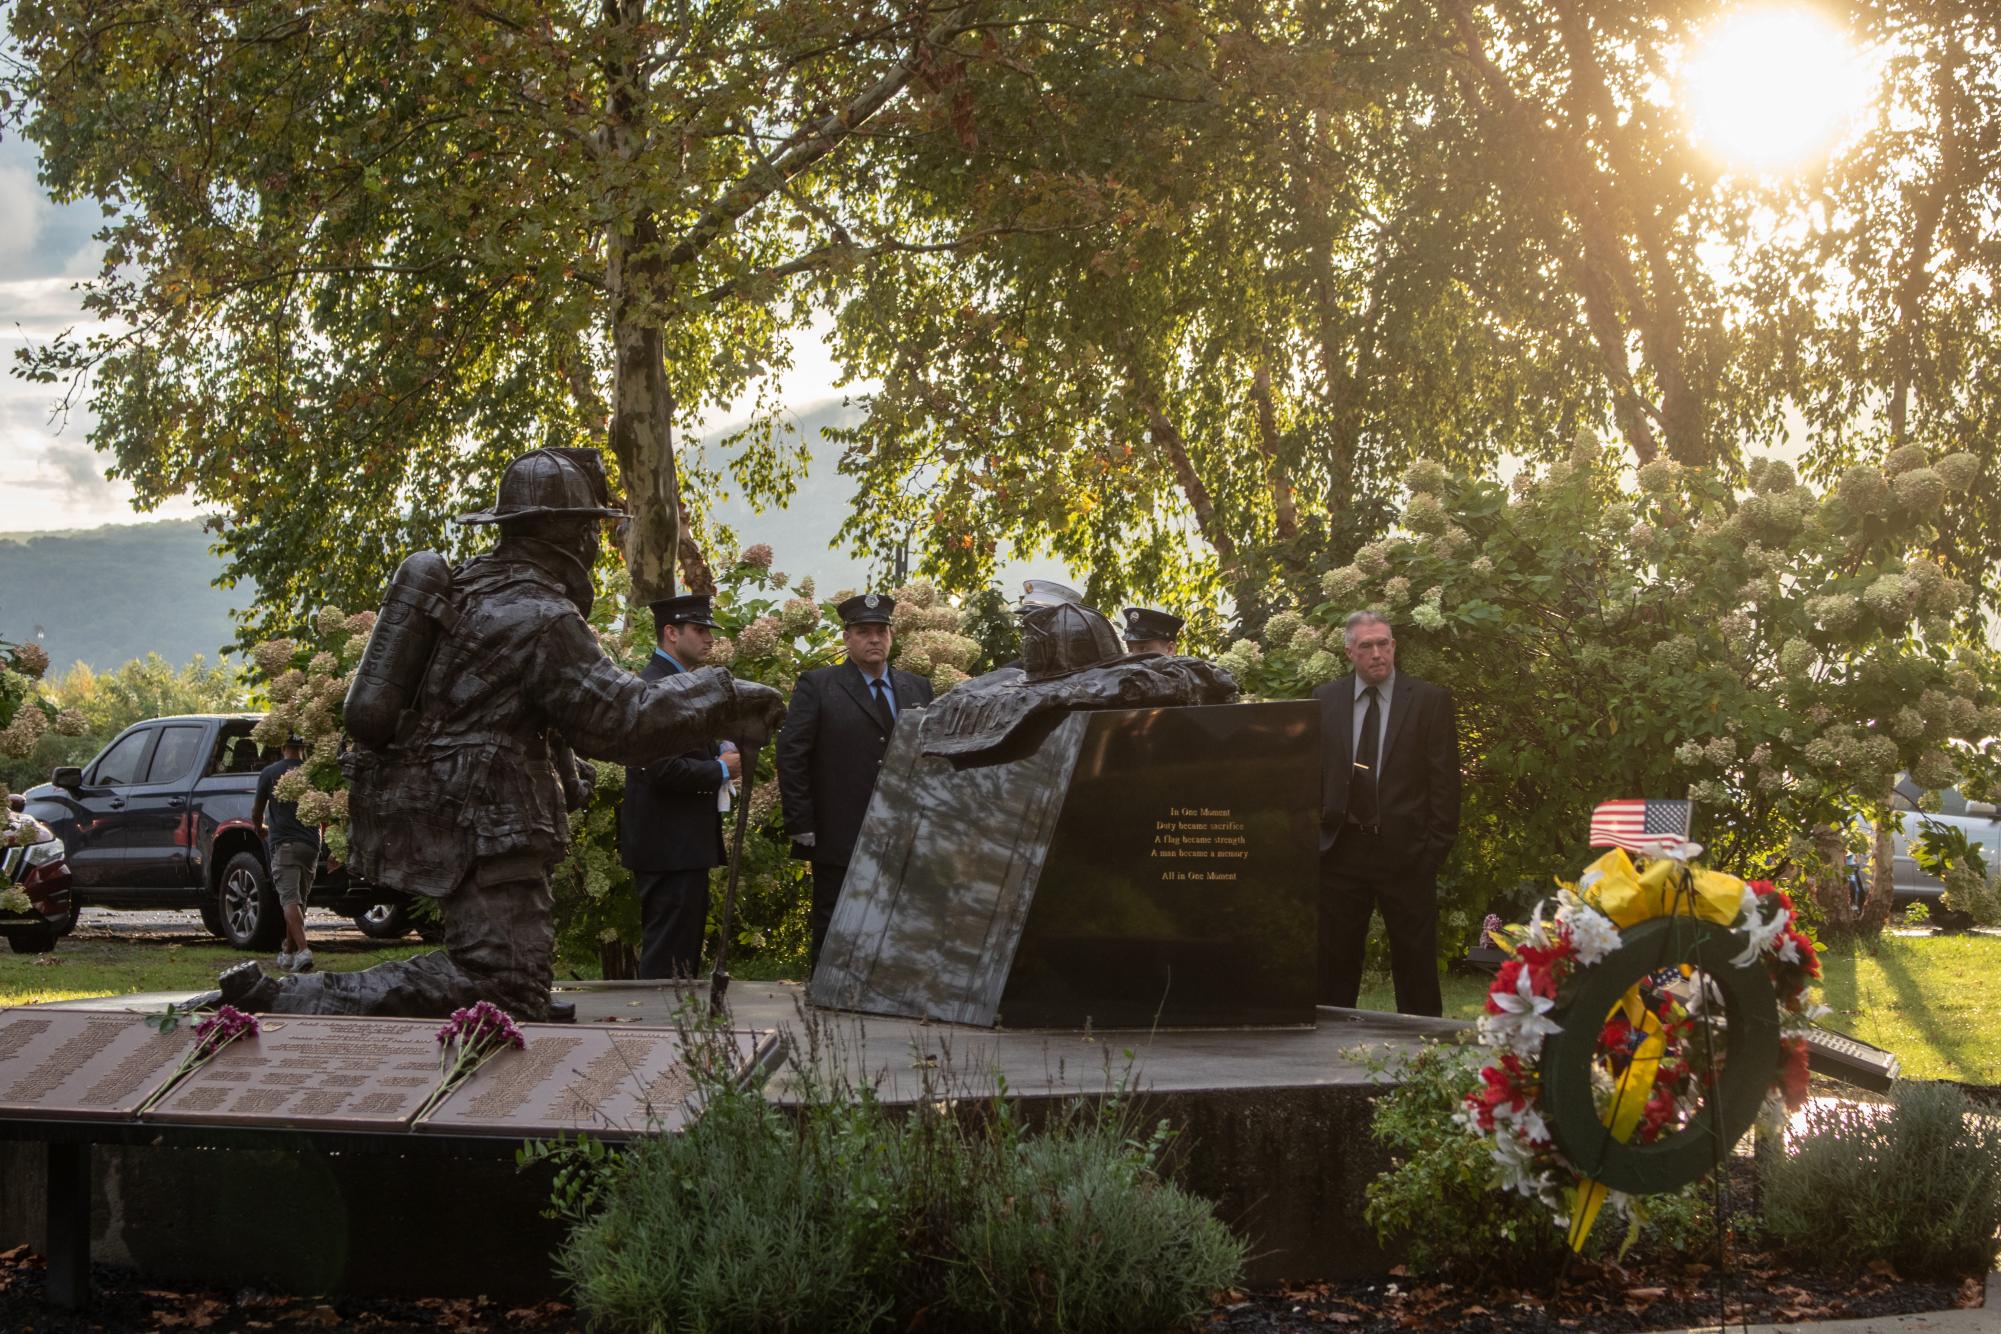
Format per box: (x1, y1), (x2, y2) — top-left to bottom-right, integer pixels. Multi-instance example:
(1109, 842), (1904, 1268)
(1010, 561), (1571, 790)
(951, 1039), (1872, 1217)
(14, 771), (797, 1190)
(456, 448), (625, 526)
(1020, 600), (1125, 681)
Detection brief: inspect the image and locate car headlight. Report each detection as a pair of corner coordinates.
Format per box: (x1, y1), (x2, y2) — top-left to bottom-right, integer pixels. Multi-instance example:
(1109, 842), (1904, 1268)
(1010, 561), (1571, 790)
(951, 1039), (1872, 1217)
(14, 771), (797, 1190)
(23, 837), (64, 868)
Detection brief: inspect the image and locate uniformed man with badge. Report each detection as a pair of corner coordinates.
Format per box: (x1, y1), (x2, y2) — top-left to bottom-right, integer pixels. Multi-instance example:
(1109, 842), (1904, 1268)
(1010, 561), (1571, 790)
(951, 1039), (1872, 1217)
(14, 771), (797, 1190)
(775, 592), (934, 964)
(619, 593), (736, 978)
(1120, 606), (1184, 656)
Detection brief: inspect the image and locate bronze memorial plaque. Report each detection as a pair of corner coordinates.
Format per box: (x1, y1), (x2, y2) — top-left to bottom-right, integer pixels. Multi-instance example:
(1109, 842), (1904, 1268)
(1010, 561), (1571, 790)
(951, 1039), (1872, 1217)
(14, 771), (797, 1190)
(415, 1025), (777, 1139)
(0, 1007), (195, 1121)
(145, 1015), (446, 1129)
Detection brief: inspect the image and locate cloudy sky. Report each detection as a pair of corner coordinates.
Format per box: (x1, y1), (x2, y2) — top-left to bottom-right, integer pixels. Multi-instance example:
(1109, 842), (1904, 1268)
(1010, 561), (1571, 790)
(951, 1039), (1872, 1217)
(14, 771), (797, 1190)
(0, 133), (206, 532)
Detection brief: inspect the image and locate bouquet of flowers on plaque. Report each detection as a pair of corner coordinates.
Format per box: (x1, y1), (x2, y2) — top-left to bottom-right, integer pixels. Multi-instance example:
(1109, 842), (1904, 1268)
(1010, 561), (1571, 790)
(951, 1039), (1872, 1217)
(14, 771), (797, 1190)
(139, 1006), (261, 1112)
(1458, 834), (1825, 1252)
(417, 1001), (526, 1118)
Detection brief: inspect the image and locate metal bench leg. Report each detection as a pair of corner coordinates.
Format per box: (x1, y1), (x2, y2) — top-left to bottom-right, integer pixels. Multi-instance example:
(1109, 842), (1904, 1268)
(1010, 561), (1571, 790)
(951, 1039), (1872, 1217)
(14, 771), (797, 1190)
(45, 1141), (90, 1310)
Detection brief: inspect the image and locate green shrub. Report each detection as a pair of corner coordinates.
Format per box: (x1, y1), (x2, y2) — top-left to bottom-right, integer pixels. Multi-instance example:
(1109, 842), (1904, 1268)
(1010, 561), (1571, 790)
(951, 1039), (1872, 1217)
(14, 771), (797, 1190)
(1763, 1082), (2001, 1278)
(1362, 1041), (1716, 1279)
(1363, 1042), (1572, 1280)
(945, 1115), (1244, 1333)
(542, 1030), (1243, 1333)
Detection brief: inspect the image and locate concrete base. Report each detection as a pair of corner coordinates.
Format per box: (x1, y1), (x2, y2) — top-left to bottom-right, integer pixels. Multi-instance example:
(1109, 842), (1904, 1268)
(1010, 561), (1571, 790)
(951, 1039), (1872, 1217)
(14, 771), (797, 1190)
(2, 981), (1469, 1296)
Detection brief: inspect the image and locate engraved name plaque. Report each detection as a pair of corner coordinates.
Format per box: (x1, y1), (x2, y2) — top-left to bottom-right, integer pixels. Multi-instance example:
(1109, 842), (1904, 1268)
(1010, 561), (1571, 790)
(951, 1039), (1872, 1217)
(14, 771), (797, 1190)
(145, 1016), (446, 1130)
(416, 1026), (777, 1139)
(0, 1007), (195, 1121)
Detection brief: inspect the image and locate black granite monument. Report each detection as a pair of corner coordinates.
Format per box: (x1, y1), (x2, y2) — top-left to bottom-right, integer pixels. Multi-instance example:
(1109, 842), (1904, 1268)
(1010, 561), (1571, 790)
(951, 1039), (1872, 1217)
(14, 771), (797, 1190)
(808, 698), (1321, 1028)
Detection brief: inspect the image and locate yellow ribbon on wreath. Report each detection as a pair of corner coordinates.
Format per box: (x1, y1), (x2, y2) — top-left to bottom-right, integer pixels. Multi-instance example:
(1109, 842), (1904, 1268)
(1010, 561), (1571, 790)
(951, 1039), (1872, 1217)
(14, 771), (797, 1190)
(1578, 847), (1743, 929)
(1562, 847), (1744, 1252)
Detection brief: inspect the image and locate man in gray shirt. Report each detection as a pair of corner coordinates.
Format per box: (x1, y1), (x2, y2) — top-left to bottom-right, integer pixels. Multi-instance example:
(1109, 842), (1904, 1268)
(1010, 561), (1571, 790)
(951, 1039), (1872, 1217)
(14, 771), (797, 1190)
(253, 735), (318, 974)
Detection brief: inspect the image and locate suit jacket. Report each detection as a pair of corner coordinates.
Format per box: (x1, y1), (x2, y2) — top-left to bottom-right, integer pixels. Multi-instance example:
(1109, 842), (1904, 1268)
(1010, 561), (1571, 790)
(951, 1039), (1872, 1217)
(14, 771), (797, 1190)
(1313, 671), (1461, 872)
(775, 661), (934, 866)
(618, 653), (727, 873)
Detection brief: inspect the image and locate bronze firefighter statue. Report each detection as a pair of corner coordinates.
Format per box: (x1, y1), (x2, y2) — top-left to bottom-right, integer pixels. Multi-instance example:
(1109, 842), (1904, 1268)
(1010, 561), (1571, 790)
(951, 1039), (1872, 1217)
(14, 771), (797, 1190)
(207, 447), (785, 1021)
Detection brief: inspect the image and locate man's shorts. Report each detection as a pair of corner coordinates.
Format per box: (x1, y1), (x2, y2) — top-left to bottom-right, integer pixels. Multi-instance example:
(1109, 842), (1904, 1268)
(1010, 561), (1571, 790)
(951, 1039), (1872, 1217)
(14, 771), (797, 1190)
(271, 840), (318, 909)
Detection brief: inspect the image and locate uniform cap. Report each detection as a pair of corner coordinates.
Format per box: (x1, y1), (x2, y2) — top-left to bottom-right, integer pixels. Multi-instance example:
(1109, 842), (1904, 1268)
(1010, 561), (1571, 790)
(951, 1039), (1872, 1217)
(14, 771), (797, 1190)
(837, 593), (896, 626)
(1016, 579), (1084, 613)
(1120, 606), (1185, 645)
(651, 594), (720, 630)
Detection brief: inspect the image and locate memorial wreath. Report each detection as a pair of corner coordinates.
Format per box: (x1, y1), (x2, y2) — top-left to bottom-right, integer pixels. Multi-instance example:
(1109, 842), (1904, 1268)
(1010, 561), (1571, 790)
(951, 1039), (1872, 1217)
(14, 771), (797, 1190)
(1457, 840), (1826, 1250)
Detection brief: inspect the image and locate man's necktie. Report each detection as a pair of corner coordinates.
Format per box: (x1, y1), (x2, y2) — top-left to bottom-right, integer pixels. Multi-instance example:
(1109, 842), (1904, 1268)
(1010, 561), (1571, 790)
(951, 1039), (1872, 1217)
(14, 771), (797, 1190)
(871, 678), (897, 734)
(1352, 684), (1381, 827)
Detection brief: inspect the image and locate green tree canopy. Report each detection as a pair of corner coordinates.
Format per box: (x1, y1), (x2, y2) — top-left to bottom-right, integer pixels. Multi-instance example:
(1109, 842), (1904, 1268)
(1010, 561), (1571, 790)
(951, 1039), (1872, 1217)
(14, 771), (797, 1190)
(5, 0), (1029, 638)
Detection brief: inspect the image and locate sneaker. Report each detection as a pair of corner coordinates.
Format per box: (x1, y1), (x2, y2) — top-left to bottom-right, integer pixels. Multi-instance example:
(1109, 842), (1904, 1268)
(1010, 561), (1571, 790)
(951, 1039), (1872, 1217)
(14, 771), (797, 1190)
(291, 948), (315, 974)
(276, 948), (295, 972)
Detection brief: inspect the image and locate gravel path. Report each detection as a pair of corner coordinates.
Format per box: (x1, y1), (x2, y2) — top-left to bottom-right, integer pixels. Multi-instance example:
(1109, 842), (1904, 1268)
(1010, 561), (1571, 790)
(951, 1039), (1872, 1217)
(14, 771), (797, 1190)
(70, 906), (378, 944)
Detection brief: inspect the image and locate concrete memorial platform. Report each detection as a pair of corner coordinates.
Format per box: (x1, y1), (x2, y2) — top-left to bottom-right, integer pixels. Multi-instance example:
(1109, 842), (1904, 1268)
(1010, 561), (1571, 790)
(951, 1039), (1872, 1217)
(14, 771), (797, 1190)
(810, 700), (1322, 1029)
(0, 1000), (784, 1308)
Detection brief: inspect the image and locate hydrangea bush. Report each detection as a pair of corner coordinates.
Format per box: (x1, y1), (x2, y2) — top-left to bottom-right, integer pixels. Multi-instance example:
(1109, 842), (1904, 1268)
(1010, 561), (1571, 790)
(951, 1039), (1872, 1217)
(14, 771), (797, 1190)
(1222, 441), (2001, 942)
(0, 635), (85, 760)
(245, 607), (374, 857)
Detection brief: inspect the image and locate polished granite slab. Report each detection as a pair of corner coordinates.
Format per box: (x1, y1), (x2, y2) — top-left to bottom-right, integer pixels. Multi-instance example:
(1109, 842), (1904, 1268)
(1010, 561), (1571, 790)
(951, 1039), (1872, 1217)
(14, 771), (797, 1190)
(809, 701), (1321, 1029)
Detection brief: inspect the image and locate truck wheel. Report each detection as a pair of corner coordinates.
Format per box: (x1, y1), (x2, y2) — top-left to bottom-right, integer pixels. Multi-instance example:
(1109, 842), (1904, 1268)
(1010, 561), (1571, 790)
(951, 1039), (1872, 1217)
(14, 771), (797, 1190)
(6, 925), (56, 954)
(217, 851), (284, 951)
(353, 902), (412, 940)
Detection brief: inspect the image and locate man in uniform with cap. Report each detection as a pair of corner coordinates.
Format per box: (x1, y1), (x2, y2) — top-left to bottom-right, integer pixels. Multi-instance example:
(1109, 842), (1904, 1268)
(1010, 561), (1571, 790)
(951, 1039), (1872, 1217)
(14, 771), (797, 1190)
(1120, 607), (1184, 657)
(208, 447), (786, 1021)
(619, 593), (737, 978)
(776, 592), (934, 965)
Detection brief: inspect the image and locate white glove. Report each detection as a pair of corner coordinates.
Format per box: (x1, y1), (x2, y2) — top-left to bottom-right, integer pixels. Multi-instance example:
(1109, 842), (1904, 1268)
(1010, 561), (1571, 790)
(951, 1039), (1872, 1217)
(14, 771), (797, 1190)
(794, 831), (816, 848)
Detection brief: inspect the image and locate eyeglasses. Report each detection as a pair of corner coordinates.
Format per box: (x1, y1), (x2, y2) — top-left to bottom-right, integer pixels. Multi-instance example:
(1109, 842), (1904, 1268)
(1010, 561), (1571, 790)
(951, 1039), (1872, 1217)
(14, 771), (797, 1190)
(1351, 637), (1394, 653)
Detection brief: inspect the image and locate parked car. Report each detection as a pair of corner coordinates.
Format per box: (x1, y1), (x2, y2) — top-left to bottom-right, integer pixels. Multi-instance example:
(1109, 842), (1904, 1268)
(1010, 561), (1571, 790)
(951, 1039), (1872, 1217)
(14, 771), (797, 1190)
(20, 713), (416, 950)
(1878, 776), (2001, 906)
(1, 807), (76, 954)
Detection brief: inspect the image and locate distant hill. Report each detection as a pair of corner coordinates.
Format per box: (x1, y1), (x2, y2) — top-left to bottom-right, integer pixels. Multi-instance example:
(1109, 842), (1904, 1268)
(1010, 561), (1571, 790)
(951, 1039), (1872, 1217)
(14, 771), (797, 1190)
(0, 520), (249, 674)
(0, 400), (1059, 673)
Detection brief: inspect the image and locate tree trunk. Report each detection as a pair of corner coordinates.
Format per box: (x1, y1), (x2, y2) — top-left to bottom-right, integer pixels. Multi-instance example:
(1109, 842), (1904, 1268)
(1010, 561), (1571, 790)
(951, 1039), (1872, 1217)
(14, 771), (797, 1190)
(1811, 822), (1856, 937)
(600, 0), (680, 604)
(606, 220), (682, 604)
(1858, 785), (1899, 938)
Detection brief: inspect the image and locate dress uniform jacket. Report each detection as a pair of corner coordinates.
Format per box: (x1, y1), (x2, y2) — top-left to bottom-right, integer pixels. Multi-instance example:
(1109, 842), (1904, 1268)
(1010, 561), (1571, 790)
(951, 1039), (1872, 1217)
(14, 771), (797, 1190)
(776, 661), (934, 866)
(618, 653), (727, 873)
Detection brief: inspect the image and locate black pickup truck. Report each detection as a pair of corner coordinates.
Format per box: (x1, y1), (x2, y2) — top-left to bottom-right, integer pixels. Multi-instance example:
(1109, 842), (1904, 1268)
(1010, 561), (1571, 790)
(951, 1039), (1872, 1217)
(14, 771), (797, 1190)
(19, 714), (416, 950)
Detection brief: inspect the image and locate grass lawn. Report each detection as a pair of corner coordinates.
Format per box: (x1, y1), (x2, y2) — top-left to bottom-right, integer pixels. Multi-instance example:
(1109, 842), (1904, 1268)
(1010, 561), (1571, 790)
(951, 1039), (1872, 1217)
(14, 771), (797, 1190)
(0, 937), (429, 1009)
(1815, 933), (2001, 1085)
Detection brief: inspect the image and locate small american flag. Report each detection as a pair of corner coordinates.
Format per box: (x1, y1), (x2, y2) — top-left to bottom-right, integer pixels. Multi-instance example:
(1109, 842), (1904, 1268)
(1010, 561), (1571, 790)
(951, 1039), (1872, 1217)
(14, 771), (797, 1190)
(1588, 799), (1693, 852)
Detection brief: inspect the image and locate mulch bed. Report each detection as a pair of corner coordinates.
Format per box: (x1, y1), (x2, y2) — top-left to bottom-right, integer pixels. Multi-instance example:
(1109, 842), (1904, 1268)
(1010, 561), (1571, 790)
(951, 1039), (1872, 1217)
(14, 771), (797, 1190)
(0, 1247), (584, 1334)
(2, 1243), (1985, 1334)
(1202, 1261), (1983, 1333)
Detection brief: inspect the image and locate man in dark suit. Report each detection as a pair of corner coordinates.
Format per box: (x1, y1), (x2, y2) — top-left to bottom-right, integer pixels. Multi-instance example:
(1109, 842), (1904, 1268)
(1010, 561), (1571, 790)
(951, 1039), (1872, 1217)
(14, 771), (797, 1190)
(619, 593), (738, 978)
(776, 592), (935, 965)
(1313, 609), (1461, 1016)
